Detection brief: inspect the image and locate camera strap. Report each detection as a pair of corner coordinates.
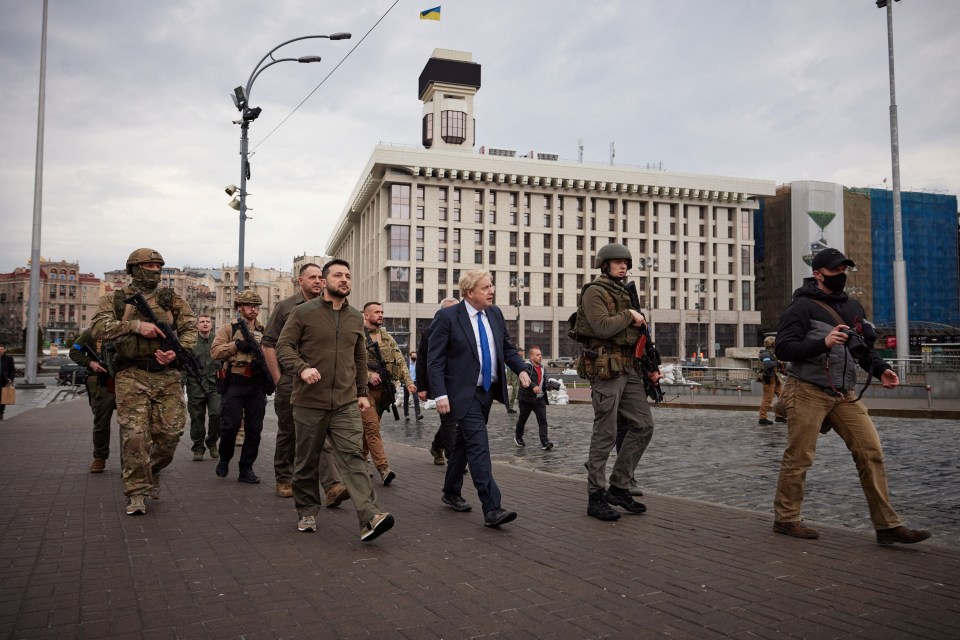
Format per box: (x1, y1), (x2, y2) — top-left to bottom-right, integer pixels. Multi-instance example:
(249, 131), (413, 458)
(811, 300), (871, 402)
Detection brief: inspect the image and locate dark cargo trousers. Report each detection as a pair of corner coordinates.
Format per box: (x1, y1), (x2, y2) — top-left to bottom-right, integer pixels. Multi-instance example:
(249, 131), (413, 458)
(85, 375), (116, 460)
(218, 376), (267, 474)
(586, 368), (655, 493)
(292, 404), (381, 528)
(186, 383), (220, 453)
(273, 374), (343, 489)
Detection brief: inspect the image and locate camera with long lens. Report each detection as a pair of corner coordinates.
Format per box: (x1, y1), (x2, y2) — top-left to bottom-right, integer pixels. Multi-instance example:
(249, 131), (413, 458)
(841, 328), (868, 358)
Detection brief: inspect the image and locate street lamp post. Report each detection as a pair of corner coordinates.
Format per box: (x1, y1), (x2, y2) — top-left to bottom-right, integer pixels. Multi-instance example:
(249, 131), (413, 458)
(510, 276), (525, 321)
(229, 33), (351, 291)
(637, 256), (658, 332)
(877, 0), (908, 375)
(694, 281), (706, 358)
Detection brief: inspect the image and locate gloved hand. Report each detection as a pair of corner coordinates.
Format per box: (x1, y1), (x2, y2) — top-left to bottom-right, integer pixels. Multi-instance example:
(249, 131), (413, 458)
(235, 339), (253, 353)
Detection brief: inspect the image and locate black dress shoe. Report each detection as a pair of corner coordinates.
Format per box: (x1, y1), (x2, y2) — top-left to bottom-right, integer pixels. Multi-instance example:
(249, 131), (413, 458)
(215, 461), (228, 478)
(483, 508), (517, 528)
(442, 493), (472, 512)
(237, 470), (261, 484)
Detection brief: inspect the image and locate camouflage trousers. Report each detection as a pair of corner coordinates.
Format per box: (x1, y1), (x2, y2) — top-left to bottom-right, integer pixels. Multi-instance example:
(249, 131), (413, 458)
(115, 367), (186, 497)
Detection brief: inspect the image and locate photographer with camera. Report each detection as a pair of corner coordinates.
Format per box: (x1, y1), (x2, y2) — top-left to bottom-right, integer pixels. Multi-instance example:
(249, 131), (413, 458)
(771, 248), (930, 545)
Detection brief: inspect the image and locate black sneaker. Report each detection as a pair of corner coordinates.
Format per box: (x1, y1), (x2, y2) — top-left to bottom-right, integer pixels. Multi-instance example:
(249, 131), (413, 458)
(606, 487), (646, 514)
(215, 461), (228, 478)
(541, 442), (554, 450)
(775, 416), (787, 423)
(238, 470), (261, 484)
(514, 435), (525, 447)
(587, 489), (620, 521)
(759, 419), (774, 426)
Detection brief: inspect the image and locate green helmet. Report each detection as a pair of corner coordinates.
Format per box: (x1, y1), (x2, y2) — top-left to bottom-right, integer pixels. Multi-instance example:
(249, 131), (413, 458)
(595, 243), (632, 270)
(763, 336), (776, 348)
(234, 290), (263, 307)
(125, 248), (165, 274)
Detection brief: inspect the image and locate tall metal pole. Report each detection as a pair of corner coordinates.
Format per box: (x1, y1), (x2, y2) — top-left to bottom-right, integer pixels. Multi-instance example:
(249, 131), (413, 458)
(237, 121), (250, 291)
(21, 0), (49, 389)
(884, 0), (909, 374)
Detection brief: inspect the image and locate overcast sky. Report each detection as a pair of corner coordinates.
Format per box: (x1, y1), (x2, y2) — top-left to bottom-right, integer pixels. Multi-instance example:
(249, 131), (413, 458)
(2, 0), (958, 279)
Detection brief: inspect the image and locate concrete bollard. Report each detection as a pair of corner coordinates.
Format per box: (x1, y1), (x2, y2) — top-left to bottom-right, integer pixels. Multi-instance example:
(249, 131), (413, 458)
(737, 385), (742, 405)
(926, 384), (932, 410)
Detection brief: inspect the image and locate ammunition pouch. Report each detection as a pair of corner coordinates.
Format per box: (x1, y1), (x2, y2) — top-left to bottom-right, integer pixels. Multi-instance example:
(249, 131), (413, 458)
(577, 347), (633, 381)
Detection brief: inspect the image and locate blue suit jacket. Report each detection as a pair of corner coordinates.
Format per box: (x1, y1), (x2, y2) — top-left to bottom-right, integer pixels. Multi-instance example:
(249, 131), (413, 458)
(427, 301), (526, 420)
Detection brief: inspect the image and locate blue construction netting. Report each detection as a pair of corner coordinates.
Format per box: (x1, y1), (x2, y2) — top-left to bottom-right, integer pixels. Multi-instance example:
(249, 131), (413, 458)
(869, 188), (959, 328)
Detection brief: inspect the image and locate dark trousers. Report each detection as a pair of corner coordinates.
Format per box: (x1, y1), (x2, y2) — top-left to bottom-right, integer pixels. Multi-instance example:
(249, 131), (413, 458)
(218, 376), (267, 473)
(442, 386), (501, 515)
(515, 397), (549, 445)
(432, 411), (457, 453)
(403, 386), (421, 418)
(187, 383), (220, 453)
(86, 376), (116, 460)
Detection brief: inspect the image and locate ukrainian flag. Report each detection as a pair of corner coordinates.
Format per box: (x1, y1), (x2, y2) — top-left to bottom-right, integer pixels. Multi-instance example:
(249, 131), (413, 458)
(420, 6), (441, 21)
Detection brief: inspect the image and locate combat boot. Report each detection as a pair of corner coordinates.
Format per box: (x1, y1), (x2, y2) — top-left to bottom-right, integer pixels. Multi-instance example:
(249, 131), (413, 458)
(126, 495), (147, 516)
(208, 445), (219, 459)
(606, 486), (646, 514)
(587, 489), (620, 521)
(149, 475), (161, 500)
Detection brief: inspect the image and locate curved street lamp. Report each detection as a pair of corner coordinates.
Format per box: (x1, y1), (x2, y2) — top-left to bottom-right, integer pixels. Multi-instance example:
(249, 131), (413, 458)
(230, 33), (351, 291)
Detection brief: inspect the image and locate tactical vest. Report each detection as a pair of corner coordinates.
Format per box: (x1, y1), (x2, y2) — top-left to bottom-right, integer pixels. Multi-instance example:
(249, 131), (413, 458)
(110, 288), (176, 365)
(567, 277), (640, 350)
(227, 321), (263, 369)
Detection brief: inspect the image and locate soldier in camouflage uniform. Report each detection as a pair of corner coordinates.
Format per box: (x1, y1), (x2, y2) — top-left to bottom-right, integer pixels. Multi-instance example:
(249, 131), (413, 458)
(186, 314), (220, 461)
(211, 290), (269, 484)
(361, 302), (417, 486)
(91, 248), (197, 516)
(69, 329), (117, 473)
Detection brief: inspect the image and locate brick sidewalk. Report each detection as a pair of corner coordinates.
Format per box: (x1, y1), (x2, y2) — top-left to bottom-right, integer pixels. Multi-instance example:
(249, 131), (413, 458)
(1, 399), (958, 639)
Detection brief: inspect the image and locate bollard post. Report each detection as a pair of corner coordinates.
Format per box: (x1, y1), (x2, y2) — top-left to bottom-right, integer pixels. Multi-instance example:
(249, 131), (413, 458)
(689, 385), (695, 403)
(737, 385), (742, 405)
(926, 384), (932, 410)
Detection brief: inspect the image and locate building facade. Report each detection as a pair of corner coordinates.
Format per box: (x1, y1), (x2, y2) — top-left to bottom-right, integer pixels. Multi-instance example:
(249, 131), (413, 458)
(756, 182), (959, 353)
(0, 260), (104, 347)
(325, 49), (777, 359)
(216, 266), (294, 328)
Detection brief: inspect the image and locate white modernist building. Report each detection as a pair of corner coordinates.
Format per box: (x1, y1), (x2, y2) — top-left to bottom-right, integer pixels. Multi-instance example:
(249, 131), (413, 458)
(326, 49), (777, 360)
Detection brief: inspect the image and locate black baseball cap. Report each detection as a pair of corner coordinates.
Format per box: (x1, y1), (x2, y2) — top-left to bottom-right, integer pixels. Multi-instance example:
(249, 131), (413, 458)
(812, 248), (855, 271)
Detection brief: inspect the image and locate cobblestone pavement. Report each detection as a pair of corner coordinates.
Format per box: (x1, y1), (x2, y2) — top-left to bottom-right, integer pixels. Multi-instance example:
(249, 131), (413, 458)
(380, 402), (960, 548)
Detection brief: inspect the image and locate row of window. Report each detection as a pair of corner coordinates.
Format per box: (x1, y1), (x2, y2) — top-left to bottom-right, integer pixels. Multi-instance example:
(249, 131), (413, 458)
(391, 184), (751, 238)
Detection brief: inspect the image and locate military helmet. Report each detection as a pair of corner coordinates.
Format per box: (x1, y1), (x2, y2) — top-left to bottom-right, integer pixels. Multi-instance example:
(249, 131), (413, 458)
(594, 242), (633, 270)
(234, 290), (263, 307)
(763, 336), (776, 348)
(125, 248), (165, 274)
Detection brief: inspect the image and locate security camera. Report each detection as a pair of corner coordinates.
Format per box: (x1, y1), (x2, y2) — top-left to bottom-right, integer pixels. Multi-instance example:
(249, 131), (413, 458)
(225, 184), (238, 196)
(232, 86), (248, 111)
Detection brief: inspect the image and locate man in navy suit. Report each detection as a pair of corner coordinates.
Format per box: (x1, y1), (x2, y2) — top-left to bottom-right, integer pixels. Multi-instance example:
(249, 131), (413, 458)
(428, 270), (530, 528)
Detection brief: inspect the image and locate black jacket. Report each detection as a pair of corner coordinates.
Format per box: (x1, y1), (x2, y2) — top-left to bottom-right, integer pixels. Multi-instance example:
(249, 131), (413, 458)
(518, 362), (548, 405)
(775, 278), (891, 391)
(0, 354), (14, 387)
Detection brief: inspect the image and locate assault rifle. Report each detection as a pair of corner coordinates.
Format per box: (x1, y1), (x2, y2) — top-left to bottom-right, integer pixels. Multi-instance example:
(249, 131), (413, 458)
(624, 281), (665, 403)
(124, 291), (204, 385)
(235, 314), (276, 395)
(366, 334), (400, 421)
(72, 341), (105, 369)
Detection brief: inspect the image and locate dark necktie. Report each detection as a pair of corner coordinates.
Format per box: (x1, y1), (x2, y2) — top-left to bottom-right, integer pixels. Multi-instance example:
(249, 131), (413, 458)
(477, 311), (492, 391)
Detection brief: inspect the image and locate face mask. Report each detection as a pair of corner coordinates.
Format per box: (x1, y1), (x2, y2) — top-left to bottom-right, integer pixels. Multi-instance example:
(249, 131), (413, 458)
(131, 266), (161, 292)
(821, 272), (846, 294)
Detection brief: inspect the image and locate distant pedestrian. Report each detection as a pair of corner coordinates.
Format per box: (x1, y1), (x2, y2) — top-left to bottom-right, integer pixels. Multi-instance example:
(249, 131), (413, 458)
(505, 348), (524, 414)
(757, 336), (786, 425)
(403, 350), (423, 422)
(772, 248), (930, 545)
(69, 330), (116, 472)
(513, 345), (553, 450)
(185, 315), (220, 461)
(0, 343), (17, 420)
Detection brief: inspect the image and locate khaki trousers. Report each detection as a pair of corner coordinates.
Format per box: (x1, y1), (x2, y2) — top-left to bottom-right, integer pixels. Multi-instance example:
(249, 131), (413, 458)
(360, 386), (390, 473)
(274, 374), (342, 488)
(759, 376), (783, 420)
(773, 377), (902, 529)
(586, 368), (655, 493)
(292, 403), (381, 527)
